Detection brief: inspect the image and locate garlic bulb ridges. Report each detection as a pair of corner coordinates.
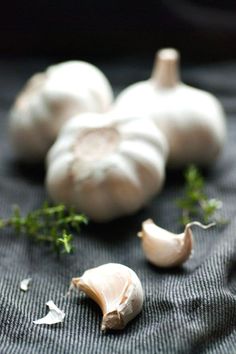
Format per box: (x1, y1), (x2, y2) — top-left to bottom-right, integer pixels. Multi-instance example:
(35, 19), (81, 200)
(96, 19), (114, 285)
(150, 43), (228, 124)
(9, 61), (114, 161)
(115, 48), (226, 167)
(138, 219), (215, 268)
(71, 263), (144, 331)
(46, 113), (168, 222)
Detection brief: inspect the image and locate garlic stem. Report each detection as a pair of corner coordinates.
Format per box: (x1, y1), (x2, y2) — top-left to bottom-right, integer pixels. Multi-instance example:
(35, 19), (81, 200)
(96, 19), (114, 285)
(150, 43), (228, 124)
(185, 221), (216, 232)
(152, 48), (180, 88)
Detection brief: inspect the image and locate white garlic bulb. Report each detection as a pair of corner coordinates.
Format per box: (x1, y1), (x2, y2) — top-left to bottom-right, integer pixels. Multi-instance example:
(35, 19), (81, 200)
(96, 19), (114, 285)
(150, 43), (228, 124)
(9, 61), (113, 161)
(71, 263), (144, 331)
(115, 48), (226, 167)
(46, 113), (168, 222)
(138, 219), (215, 268)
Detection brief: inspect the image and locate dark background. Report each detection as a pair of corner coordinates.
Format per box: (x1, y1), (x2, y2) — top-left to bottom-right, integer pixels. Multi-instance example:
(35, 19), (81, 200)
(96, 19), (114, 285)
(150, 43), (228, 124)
(1, 0), (236, 62)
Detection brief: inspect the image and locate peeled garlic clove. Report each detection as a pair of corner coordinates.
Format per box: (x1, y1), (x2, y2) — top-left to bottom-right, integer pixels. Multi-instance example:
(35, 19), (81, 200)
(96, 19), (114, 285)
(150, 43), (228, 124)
(138, 219), (214, 268)
(71, 263), (144, 331)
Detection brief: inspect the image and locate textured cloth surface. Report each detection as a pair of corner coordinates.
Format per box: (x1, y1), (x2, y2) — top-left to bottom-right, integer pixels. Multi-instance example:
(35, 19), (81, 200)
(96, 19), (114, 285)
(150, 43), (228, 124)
(0, 58), (236, 354)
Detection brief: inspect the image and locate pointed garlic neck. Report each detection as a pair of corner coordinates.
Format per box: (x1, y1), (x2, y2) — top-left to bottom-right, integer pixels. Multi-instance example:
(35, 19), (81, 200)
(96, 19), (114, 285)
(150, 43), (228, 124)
(152, 48), (180, 89)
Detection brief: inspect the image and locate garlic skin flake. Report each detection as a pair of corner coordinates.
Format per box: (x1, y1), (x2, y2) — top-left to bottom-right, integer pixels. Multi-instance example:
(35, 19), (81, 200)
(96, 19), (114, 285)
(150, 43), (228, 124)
(9, 61), (113, 161)
(115, 48), (226, 167)
(33, 300), (65, 325)
(46, 113), (168, 222)
(138, 219), (214, 268)
(20, 278), (32, 292)
(72, 263), (144, 331)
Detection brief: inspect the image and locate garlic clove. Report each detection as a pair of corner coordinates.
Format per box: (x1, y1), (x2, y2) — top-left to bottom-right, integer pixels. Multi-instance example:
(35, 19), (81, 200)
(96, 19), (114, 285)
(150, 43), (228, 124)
(138, 219), (214, 268)
(71, 263), (144, 331)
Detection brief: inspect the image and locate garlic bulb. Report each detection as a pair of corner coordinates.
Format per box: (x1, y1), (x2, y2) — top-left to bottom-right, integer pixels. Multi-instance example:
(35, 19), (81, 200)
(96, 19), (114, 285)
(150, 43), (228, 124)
(9, 61), (113, 161)
(71, 263), (144, 331)
(46, 113), (168, 222)
(115, 48), (226, 167)
(138, 219), (214, 267)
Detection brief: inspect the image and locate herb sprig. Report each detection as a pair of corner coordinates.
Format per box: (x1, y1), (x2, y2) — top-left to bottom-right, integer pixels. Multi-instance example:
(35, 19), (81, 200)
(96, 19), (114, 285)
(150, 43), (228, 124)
(177, 165), (226, 226)
(0, 203), (88, 254)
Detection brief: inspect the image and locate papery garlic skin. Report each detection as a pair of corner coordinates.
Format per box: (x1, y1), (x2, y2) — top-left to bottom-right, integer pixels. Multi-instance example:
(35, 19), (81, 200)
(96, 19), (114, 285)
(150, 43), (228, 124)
(20, 278), (32, 292)
(9, 61), (113, 161)
(46, 113), (168, 222)
(72, 263), (144, 331)
(115, 48), (226, 167)
(138, 219), (193, 267)
(33, 300), (65, 325)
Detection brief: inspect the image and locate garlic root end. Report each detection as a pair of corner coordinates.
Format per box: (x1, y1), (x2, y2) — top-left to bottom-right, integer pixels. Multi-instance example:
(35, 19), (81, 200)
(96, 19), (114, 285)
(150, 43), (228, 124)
(101, 310), (125, 331)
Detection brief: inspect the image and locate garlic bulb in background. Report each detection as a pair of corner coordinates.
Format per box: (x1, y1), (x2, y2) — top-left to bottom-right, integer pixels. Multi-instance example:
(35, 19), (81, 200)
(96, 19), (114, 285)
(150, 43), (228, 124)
(46, 113), (168, 222)
(71, 263), (144, 331)
(115, 48), (226, 167)
(9, 61), (113, 161)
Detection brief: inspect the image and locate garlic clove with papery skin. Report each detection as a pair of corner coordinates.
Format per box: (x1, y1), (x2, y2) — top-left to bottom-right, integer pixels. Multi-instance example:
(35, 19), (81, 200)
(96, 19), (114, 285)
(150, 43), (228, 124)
(115, 48), (226, 167)
(71, 263), (144, 331)
(138, 219), (215, 268)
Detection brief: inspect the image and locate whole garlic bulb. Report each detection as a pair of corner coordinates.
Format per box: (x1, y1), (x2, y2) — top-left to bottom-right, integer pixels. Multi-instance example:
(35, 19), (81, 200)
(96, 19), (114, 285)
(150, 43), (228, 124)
(9, 61), (113, 161)
(71, 263), (144, 331)
(115, 48), (226, 167)
(46, 113), (168, 222)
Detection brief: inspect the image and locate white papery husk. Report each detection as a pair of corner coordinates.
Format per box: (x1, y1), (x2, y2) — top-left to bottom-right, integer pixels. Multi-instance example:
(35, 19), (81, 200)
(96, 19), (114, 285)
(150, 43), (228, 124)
(33, 300), (65, 325)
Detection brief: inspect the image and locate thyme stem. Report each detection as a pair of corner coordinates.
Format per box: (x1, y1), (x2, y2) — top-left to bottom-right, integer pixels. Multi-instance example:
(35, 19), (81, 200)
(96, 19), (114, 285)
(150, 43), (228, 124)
(0, 203), (88, 254)
(177, 165), (226, 226)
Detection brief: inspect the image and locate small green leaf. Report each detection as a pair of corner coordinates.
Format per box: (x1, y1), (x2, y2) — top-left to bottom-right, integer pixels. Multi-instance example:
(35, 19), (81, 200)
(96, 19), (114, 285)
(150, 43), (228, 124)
(0, 202), (87, 255)
(56, 231), (74, 254)
(176, 165), (227, 226)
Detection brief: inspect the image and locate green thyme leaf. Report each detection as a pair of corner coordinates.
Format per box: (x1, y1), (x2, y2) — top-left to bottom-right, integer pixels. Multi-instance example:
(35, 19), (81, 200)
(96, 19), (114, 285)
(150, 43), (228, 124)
(177, 165), (227, 226)
(0, 202), (88, 255)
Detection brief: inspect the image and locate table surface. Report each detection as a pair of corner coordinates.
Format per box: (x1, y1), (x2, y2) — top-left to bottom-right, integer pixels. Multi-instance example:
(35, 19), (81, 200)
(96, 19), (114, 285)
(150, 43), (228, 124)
(0, 58), (235, 354)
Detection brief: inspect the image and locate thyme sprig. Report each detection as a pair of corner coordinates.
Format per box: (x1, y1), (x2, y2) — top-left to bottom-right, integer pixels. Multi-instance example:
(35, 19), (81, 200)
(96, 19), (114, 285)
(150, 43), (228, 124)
(177, 165), (226, 226)
(0, 202), (88, 254)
